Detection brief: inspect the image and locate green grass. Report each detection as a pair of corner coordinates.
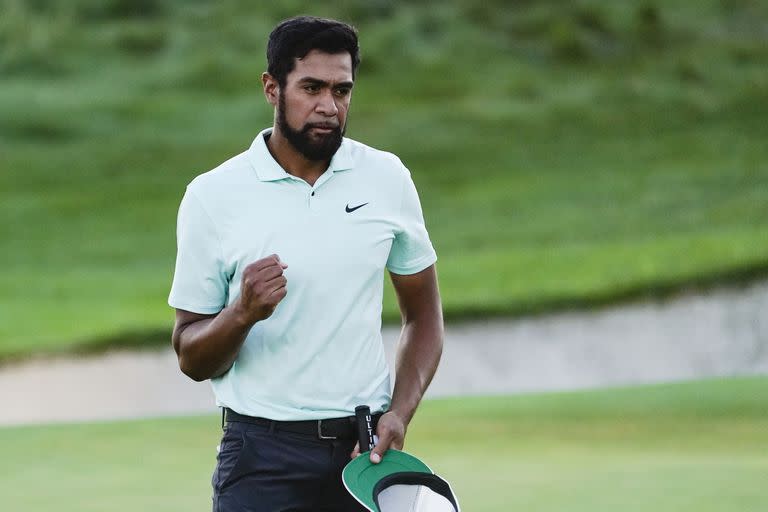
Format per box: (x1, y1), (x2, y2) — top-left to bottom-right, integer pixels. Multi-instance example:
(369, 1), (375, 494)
(1, 377), (767, 511)
(2, 0), (768, 359)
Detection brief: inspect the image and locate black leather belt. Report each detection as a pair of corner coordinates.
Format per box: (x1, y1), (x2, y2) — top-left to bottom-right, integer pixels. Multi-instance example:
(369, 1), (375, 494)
(223, 407), (382, 440)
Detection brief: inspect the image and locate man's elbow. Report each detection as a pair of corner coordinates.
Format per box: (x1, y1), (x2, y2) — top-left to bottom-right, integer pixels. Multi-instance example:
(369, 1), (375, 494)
(172, 326), (206, 381)
(177, 356), (210, 382)
(173, 338), (209, 381)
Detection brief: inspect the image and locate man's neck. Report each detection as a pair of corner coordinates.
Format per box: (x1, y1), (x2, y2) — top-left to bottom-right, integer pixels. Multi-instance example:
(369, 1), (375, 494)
(265, 128), (329, 187)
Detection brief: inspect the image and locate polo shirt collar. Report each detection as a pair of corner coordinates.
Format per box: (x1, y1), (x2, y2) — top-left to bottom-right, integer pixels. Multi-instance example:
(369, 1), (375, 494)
(328, 136), (353, 173)
(248, 128), (354, 182)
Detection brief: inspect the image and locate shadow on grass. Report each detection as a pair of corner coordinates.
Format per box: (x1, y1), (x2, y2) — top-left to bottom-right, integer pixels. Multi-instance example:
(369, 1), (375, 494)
(0, 328), (172, 368)
(439, 260), (768, 322)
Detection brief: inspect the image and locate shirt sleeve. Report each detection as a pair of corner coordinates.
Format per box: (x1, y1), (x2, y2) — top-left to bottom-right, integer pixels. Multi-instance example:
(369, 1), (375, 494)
(168, 187), (229, 314)
(386, 168), (438, 275)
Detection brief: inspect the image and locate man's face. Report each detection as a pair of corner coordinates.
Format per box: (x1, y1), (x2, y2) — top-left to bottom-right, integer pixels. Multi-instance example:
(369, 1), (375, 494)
(275, 49), (354, 161)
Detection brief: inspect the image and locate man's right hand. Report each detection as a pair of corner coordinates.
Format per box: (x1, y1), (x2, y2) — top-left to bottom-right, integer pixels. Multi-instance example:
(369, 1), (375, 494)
(172, 253), (288, 381)
(234, 254), (288, 325)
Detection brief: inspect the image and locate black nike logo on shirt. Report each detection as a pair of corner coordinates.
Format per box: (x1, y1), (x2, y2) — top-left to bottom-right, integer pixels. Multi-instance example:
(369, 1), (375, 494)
(345, 202), (369, 213)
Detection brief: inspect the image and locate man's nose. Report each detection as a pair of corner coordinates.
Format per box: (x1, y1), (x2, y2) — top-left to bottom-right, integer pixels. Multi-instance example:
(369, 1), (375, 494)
(315, 90), (339, 116)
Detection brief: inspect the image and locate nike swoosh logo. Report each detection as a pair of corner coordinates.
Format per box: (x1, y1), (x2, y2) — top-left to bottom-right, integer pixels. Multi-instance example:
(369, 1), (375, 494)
(345, 202), (369, 213)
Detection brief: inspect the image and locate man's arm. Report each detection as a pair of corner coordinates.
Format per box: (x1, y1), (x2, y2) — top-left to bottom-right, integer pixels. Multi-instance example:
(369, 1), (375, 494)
(172, 254), (288, 381)
(356, 264), (444, 463)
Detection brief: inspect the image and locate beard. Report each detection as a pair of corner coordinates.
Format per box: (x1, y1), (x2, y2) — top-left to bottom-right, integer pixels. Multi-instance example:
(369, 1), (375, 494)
(276, 94), (346, 162)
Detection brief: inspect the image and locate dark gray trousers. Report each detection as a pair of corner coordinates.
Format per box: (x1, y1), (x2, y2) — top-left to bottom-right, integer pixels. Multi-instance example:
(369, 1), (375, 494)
(212, 419), (367, 511)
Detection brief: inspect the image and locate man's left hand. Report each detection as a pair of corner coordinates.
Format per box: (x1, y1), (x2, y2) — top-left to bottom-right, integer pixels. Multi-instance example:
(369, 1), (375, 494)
(349, 410), (406, 463)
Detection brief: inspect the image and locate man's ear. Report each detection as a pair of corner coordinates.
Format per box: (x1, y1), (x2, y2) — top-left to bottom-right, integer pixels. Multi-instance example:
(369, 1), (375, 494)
(262, 72), (279, 107)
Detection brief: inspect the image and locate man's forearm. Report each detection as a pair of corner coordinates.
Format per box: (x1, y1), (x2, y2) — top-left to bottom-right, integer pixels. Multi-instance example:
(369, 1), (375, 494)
(173, 305), (255, 381)
(389, 317), (443, 425)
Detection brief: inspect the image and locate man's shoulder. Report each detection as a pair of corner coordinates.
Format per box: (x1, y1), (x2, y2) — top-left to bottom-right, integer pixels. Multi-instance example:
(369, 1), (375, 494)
(186, 150), (253, 195)
(343, 137), (410, 177)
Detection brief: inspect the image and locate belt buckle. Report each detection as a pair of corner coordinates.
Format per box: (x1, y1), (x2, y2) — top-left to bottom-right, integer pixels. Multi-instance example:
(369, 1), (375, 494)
(317, 420), (337, 440)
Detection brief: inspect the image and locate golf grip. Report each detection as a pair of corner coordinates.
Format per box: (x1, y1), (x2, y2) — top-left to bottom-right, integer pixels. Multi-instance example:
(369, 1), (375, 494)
(355, 405), (375, 453)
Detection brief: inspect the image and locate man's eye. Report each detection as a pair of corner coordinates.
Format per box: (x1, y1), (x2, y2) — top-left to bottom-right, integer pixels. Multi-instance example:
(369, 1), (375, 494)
(334, 88), (351, 97)
(304, 85), (320, 93)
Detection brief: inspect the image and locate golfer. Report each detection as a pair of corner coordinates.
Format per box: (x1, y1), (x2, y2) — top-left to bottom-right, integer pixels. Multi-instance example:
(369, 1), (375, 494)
(169, 16), (443, 511)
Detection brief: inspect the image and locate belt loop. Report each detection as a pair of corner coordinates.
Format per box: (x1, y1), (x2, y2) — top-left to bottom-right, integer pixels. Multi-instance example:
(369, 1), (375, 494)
(221, 407), (225, 430)
(268, 420), (276, 434)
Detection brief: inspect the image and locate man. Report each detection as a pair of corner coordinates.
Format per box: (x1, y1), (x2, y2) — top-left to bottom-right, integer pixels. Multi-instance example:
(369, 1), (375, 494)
(169, 16), (443, 511)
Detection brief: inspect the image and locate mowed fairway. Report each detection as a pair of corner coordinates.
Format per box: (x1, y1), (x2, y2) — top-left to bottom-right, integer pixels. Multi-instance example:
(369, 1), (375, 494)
(2, 377), (766, 511)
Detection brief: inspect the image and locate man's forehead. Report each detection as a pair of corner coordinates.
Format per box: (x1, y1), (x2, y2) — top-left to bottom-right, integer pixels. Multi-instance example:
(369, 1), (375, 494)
(289, 50), (353, 83)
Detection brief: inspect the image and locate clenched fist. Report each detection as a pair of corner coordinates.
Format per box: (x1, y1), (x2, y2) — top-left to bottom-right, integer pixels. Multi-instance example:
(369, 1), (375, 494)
(234, 254), (288, 325)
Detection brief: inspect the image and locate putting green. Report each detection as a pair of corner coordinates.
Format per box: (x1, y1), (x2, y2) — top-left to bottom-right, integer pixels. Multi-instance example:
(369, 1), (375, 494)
(1, 377), (766, 511)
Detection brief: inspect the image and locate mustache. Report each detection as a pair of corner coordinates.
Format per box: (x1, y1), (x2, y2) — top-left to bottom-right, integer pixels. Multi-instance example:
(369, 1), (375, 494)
(303, 122), (340, 132)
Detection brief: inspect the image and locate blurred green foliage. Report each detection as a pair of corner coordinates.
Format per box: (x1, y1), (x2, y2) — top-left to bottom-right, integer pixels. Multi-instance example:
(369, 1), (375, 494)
(1, 0), (767, 358)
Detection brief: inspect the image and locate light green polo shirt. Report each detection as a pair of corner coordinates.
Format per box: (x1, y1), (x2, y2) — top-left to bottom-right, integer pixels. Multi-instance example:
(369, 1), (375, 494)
(168, 128), (437, 420)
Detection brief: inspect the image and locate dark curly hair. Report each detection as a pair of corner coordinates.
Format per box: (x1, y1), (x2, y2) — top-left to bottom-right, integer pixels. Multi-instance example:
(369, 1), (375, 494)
(267, 16), (360, 87)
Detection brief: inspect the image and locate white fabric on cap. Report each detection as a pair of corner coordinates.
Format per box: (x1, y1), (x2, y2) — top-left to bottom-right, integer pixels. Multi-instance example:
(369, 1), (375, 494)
(378, 484), (457, 511)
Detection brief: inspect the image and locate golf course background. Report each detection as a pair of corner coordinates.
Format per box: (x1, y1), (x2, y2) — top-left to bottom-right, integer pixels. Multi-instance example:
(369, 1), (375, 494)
(2, 0), (768, 360)
(3, 2), (768, 511)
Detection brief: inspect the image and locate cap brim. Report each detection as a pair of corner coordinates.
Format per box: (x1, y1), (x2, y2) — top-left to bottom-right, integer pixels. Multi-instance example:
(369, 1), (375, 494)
(342, 450), (460, 512)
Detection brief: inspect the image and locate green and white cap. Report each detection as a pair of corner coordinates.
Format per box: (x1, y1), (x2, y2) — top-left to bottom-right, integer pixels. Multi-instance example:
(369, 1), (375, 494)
(343, 450), (460, 511)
